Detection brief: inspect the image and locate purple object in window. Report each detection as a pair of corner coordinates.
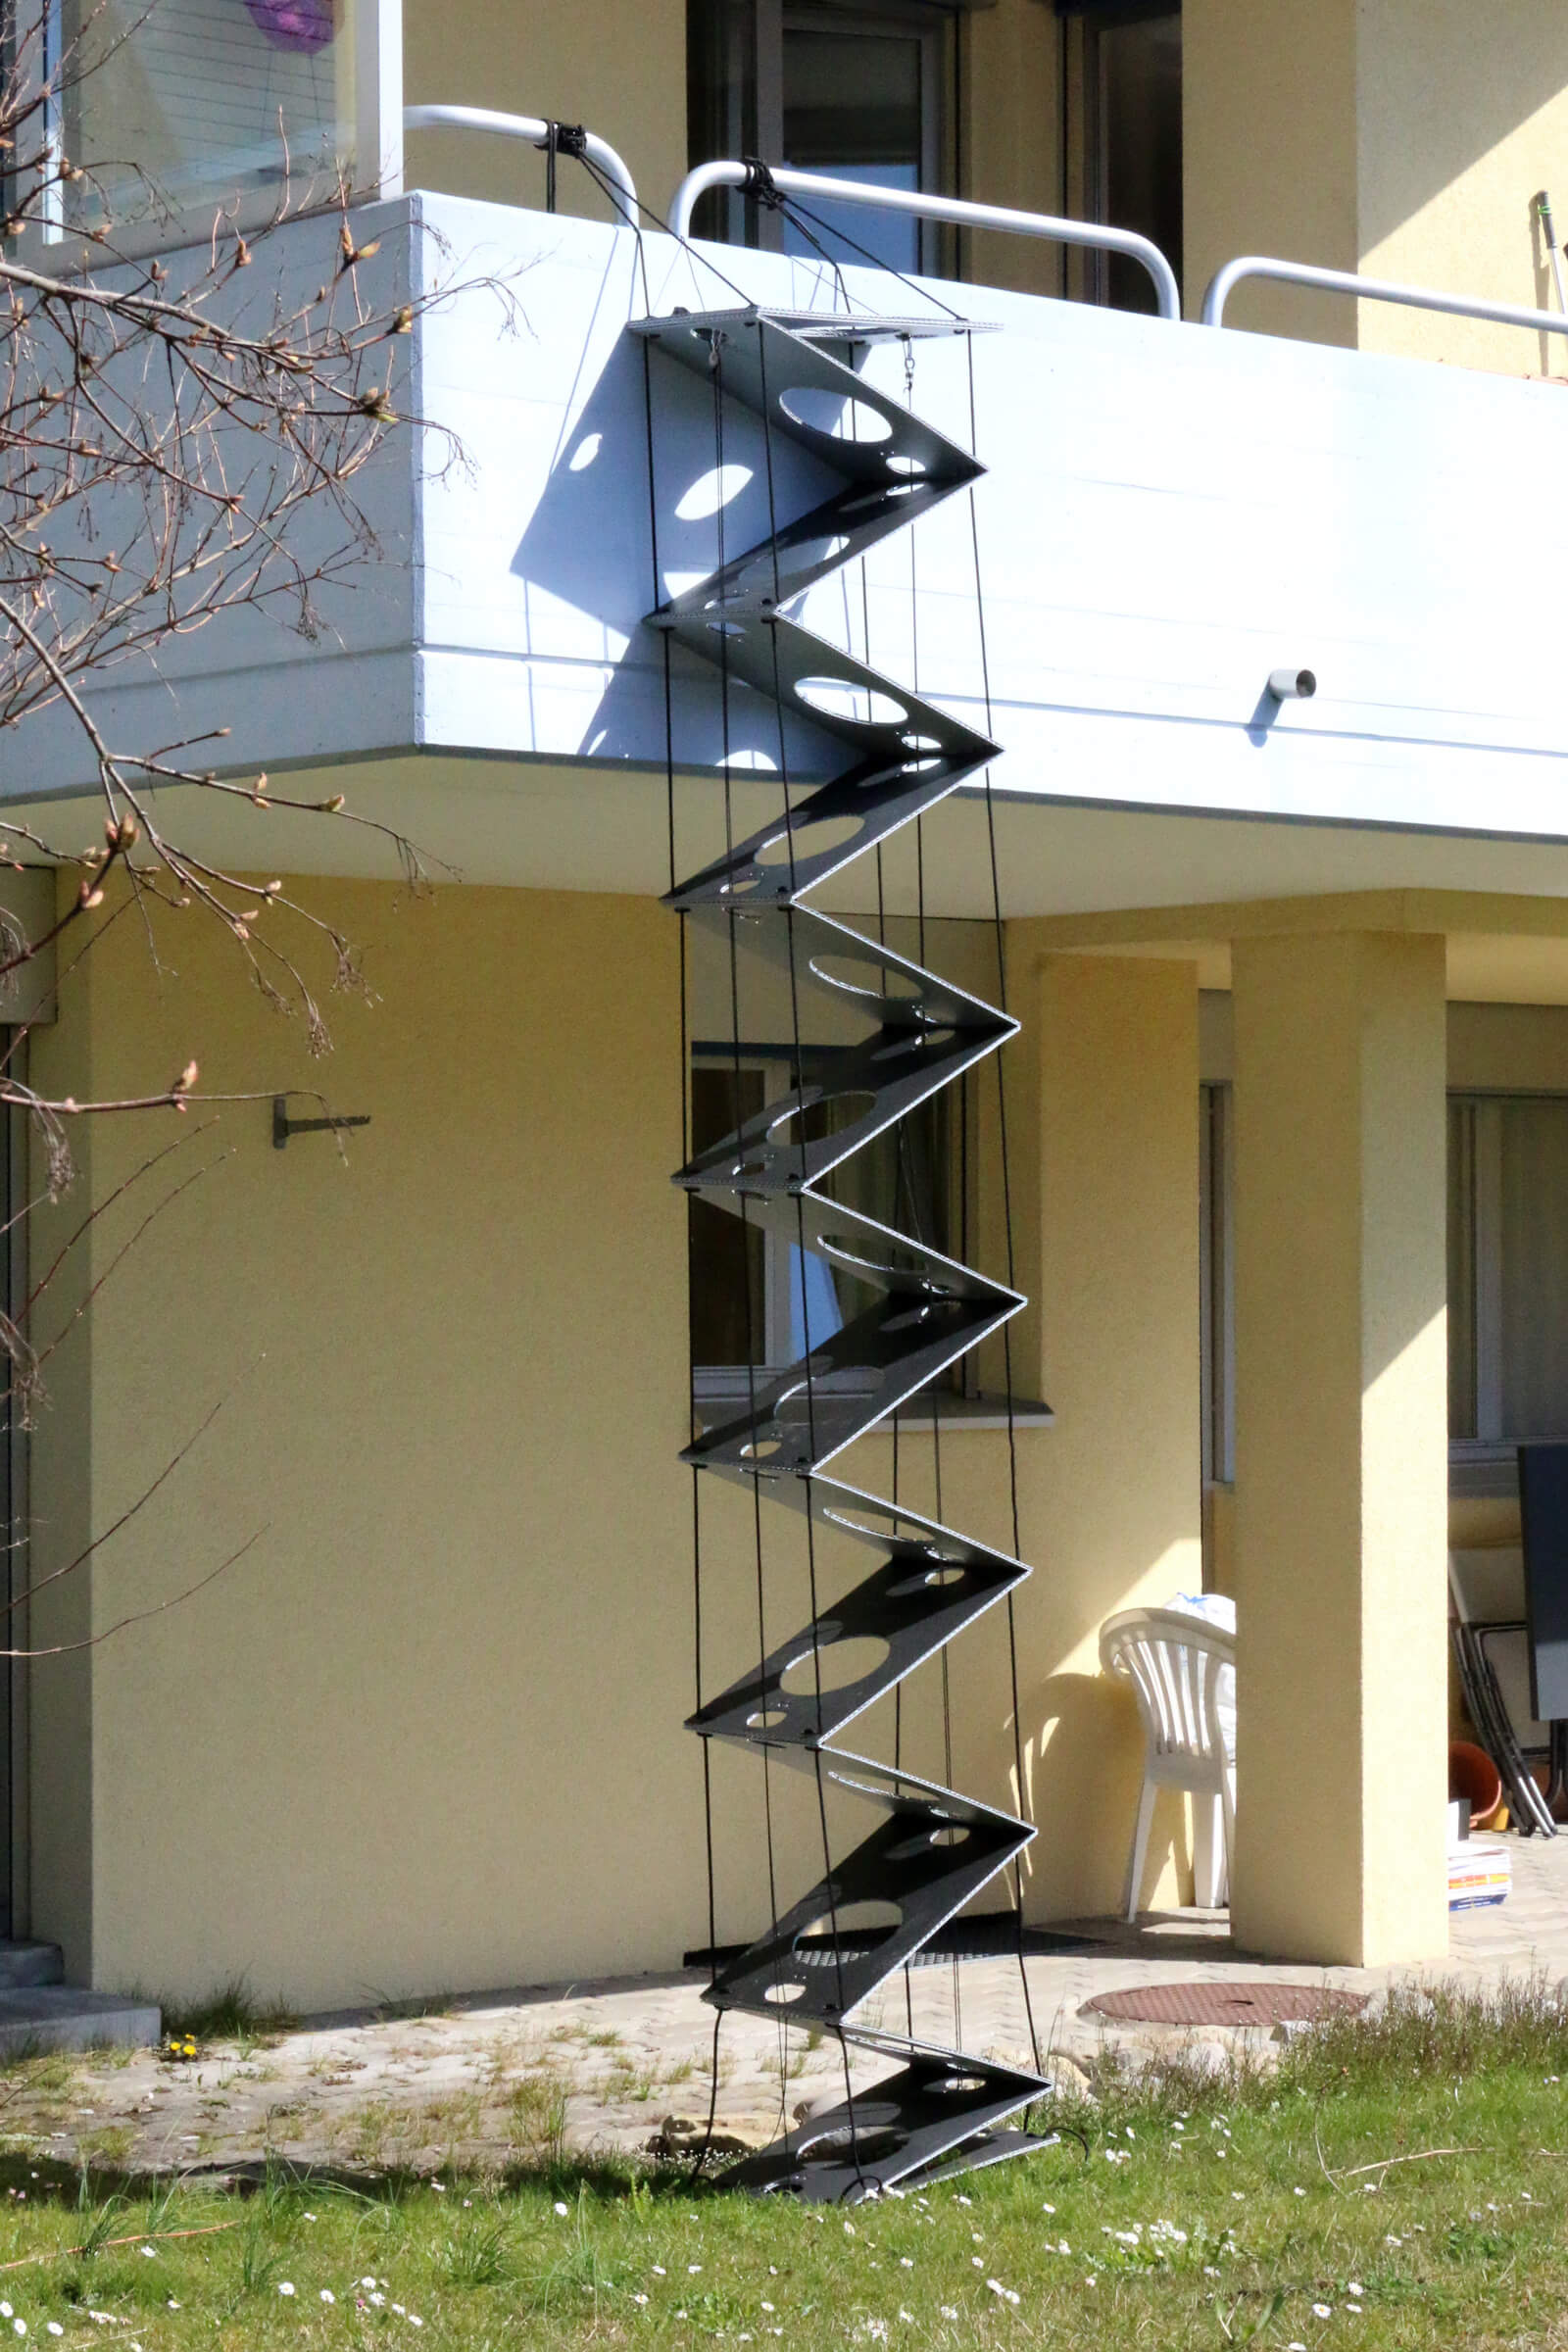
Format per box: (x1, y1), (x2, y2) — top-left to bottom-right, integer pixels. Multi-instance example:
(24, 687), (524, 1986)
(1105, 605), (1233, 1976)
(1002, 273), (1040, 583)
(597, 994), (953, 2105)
(238, 0), (334, 53)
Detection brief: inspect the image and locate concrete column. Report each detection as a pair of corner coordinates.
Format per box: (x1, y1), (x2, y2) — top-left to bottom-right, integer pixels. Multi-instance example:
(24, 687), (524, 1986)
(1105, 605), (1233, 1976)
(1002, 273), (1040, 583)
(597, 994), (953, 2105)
(1231, 932), (1448, 1965)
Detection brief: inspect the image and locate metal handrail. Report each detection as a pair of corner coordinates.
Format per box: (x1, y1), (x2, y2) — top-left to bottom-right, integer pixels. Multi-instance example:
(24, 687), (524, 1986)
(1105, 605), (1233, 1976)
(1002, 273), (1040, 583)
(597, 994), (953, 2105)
(403, 106), (639, 216)
(1203, 252), (1568, 344)
(668, 160), (1182, 322)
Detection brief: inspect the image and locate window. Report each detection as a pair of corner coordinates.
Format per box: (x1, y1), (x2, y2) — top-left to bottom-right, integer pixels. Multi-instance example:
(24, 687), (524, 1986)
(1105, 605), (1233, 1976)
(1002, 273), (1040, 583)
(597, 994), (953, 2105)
(1449, 1096), (1568, 1451)
(688, 0), (953, 270)
(58, 0), (352, 231)
(1062, 1), (1182, 314)
(1200, 1075), (1568, 1494)
(17, 0), (389, 245)
(689, 1051), (955, 1395)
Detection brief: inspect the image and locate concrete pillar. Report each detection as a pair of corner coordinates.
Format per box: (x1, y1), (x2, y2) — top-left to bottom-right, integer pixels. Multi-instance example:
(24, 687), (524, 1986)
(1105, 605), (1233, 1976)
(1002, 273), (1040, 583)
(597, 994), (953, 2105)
(1231, 932), (1448, 1965)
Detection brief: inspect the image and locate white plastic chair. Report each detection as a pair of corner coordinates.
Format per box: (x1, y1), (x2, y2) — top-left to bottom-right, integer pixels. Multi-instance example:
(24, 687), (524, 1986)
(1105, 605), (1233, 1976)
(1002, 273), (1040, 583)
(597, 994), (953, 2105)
(1100, 1605), (1237, 1920)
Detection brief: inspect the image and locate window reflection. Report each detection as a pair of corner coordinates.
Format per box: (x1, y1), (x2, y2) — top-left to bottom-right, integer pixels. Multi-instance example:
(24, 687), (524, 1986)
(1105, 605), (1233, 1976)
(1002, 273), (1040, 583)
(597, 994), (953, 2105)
(59, 0), (352, 231)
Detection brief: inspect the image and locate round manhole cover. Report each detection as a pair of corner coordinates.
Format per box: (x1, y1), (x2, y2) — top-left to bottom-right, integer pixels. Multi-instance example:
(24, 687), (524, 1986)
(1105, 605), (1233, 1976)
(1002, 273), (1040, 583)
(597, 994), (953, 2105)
(1082, 1983), (1368, 2029)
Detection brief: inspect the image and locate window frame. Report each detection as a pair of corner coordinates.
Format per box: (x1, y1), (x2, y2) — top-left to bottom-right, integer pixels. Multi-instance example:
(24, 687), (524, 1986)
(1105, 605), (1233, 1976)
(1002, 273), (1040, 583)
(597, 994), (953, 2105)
(6, 0), (401, 270)
(1199, 1079), (1234, 1489)
(1448, 1088), (1568, 1491)
(688, 0), (954, 266)
(688, 1039), (962, 1397)
(1062, 0), (1180, 310)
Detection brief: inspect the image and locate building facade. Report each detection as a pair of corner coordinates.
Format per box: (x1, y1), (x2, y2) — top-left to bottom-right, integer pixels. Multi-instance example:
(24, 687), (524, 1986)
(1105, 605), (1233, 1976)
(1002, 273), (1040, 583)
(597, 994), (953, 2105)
(5, 0), (1568, 2009)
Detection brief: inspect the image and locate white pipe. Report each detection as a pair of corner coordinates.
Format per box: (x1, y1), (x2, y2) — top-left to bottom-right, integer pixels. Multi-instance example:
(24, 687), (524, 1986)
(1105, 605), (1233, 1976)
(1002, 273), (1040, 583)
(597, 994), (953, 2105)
(402, 105), (638, 216)
(668, 160), (1181, 323)
(1203, 252), (1568, 344)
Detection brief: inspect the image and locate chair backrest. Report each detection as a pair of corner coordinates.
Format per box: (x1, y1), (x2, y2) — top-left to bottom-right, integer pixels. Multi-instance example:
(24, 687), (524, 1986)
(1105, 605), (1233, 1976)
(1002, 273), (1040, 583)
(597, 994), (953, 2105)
(1448, 1546), (1525, 1629)
(1100, 1606), (1236, 1766)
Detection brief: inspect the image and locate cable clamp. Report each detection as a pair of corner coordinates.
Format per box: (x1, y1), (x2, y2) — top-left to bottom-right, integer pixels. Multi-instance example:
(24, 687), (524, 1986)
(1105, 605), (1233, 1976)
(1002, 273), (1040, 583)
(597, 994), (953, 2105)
(741, 157), (782, 210)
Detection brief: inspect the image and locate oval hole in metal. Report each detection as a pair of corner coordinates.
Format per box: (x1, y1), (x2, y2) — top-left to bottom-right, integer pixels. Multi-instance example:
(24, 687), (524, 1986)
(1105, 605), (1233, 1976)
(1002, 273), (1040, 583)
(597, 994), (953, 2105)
(817, 1231), (932, 1281)
(799, 2124), (907, 2164)
(885, 1563), (966, 1599)
(928, 2075), (988, 2096)
(762, 1981), (808, 2005)
(796, 675), (908, 728)
(796, 1898), (901, 1950)
(822, 1505), (898, 1539)
(767, 1090), (877, 1140)
(747, 1707), (789, 1730)
(808, 953), (920, 1002)
(779, 1635), (890, 1695)
(778, 386), (894, 443)
(755, 813), (863, 868)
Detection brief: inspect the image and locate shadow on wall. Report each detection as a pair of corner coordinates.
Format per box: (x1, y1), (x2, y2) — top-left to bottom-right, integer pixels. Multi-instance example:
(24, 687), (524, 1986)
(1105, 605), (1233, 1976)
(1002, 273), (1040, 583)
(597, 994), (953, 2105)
(1021, 1670), (1196, 1919)
(506, 309), (851, 775)
(1358, 0), (1568, 257)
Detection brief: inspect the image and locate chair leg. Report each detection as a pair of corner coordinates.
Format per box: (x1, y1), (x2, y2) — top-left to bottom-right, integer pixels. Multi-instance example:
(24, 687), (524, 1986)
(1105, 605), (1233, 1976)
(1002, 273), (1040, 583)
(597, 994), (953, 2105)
(1123, 1778), (1158, 1923)
(1194, 1792), (1226, 1909)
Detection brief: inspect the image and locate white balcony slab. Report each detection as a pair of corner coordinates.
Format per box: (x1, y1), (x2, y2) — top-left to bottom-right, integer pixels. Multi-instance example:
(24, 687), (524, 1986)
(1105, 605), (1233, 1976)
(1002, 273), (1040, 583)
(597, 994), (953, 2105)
(6, 191), (1568, 852)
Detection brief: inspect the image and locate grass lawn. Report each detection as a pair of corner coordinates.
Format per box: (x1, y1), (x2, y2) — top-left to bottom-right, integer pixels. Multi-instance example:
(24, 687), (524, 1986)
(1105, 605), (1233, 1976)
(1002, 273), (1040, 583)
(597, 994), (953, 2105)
(0, 1984), (1566, 2348)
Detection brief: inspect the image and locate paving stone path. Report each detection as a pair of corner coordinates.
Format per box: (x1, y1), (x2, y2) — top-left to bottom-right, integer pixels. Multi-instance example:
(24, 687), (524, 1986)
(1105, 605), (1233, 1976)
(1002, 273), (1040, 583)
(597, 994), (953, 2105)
(19, 1836), (1568, 2176)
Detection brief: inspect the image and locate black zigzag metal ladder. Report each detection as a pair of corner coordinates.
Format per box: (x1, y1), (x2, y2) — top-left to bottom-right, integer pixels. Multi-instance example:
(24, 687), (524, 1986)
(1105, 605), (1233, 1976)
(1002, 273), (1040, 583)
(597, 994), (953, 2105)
(634, 298), (1051, 2201)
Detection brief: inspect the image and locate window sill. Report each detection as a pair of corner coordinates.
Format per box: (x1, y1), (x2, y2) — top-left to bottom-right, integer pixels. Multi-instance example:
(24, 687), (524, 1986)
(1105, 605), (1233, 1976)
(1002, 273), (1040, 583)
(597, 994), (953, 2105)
(1451, 1446), (1521, 1499)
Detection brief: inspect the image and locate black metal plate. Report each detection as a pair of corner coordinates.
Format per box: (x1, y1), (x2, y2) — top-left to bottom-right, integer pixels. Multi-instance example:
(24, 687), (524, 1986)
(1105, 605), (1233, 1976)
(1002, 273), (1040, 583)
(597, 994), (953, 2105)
(717, 2034), (1049, 2204)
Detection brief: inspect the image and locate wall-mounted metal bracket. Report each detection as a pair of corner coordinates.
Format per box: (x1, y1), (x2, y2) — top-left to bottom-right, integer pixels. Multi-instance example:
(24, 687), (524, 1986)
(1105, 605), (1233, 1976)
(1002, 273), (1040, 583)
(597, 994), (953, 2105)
(272, 1098), (372, 1151)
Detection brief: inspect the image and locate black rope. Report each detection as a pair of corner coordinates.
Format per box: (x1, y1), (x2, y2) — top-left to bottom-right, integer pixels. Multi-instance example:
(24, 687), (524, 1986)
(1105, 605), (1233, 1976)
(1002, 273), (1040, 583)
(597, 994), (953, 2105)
(705, 337), (794, 2118)
(585, 157), (757, 307)
(764, 186), (856, 318)
(858, 545), (915, 2048)
(645, 287), (731, 2180)
(962, 326), (1043, 2082)
(572, 148), (652, 314)
(771, 188), (967, 325)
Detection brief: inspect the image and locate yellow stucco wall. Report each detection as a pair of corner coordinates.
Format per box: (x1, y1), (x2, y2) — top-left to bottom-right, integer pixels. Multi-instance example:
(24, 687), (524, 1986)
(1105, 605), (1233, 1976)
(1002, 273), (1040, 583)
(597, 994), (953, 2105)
(849, 947), (1205, 1925)
(23, 886), (1209, 2001)
(401, 0), (688, 229)
(27, 880), (709, 2005)
(1356, 1), (1568, 370)
(1185, 0), (1568, 365)
(1184, 0), (1359, 342)
(959, 1), (1065, 300)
